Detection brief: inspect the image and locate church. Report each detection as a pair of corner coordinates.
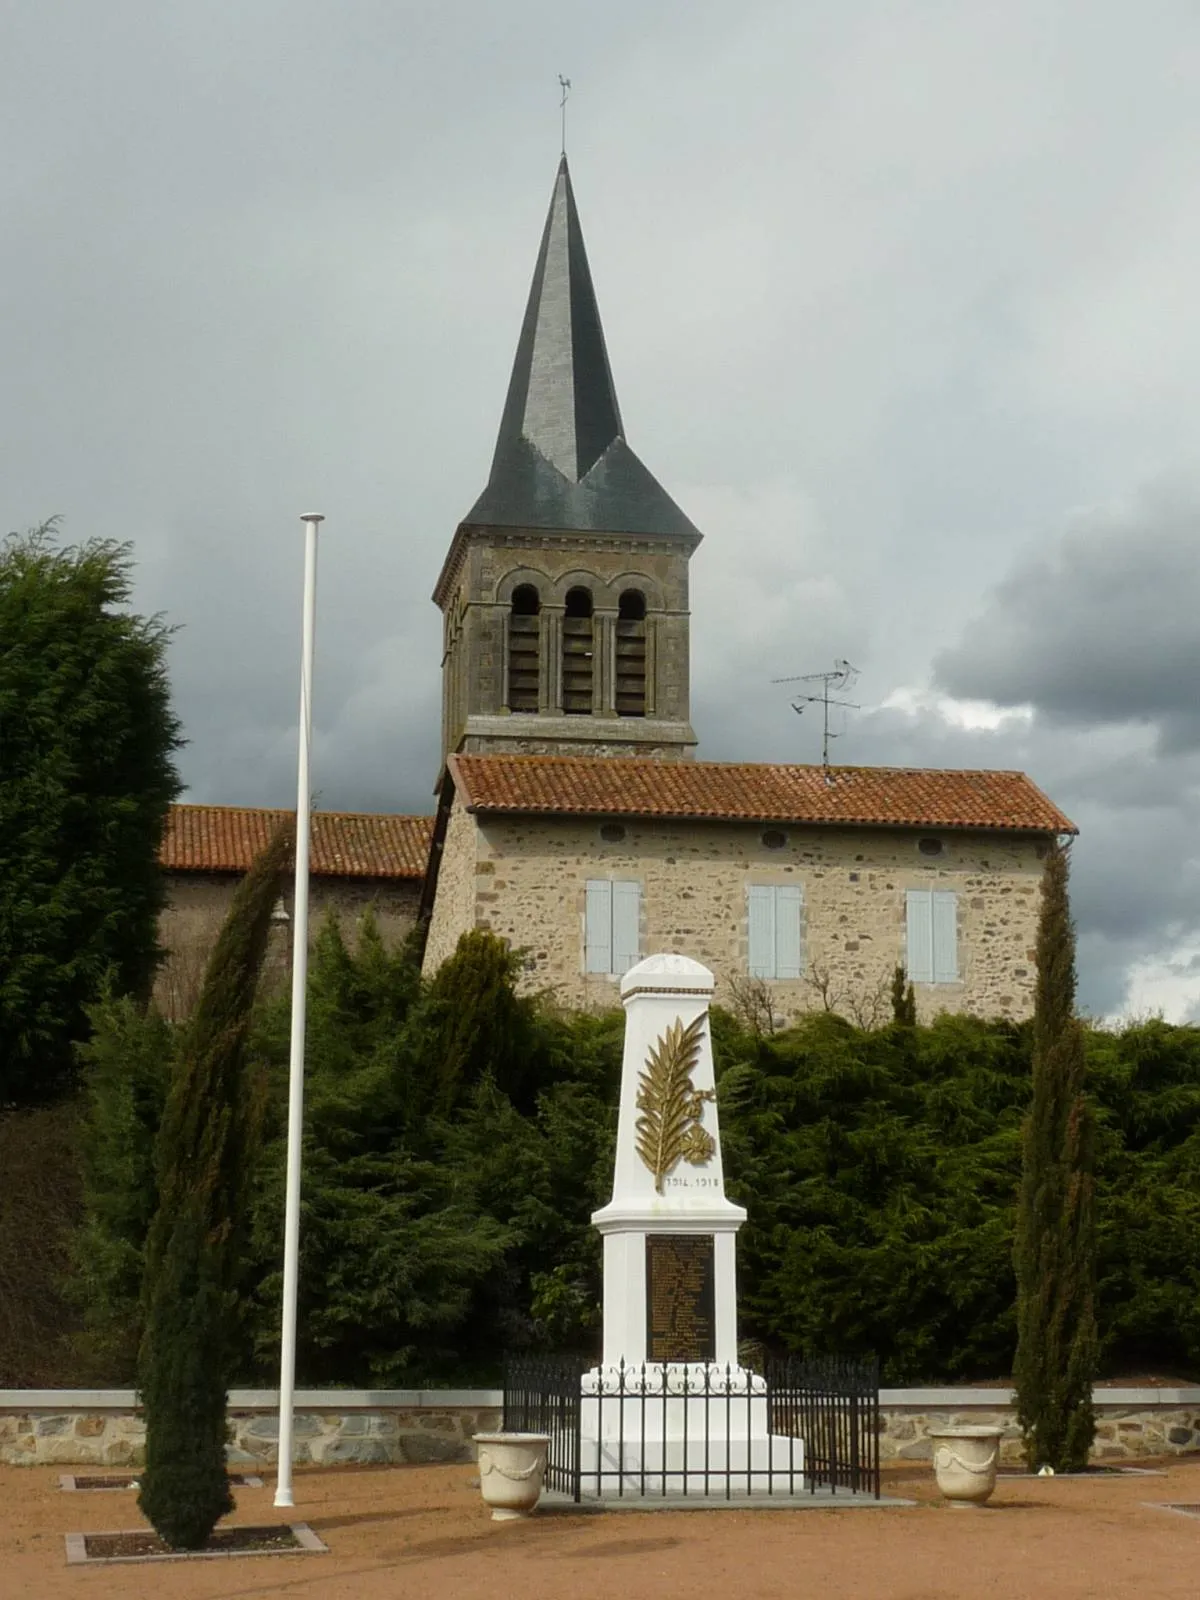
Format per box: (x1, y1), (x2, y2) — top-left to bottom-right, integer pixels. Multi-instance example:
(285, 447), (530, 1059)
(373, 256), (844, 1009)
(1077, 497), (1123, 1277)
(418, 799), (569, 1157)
(160, 156), (1075, 1026)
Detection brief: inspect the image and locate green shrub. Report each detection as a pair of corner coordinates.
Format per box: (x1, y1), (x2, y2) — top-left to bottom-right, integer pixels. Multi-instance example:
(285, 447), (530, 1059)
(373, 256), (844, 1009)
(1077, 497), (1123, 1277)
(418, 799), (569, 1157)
(0, 525), (181, 1106)
(71, 996), (174, 1379)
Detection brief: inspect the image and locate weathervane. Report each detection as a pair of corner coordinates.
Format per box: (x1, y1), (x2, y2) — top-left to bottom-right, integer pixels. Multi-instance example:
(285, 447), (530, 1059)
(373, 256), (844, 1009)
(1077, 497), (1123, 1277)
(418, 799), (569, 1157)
(772, 659), (861, 772)
(558, 74), (572, 154)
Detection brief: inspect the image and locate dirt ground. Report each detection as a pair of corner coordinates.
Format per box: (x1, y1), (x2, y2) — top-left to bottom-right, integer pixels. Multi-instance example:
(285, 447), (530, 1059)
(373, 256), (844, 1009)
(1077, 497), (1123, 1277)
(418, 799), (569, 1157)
(5, 1457), (1200, 1600)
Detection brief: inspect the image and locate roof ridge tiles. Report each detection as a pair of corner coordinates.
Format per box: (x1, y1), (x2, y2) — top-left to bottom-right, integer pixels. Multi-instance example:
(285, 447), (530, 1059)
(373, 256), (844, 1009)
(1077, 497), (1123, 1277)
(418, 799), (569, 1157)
(168, 800), (424, 822)
(447, 753), (1076, 835)
(451, 752), (1033, 779)
(161, 805), (435, 880)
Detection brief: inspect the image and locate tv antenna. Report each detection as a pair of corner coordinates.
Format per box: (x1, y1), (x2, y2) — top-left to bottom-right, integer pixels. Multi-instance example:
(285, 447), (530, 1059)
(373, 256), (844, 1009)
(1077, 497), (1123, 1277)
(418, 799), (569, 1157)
(772, 659), (860, 770)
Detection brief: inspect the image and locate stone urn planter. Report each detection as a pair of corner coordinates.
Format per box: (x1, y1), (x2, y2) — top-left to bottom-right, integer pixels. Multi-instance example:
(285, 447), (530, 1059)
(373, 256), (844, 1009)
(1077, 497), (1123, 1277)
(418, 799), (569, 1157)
(928, 1426), (1003, 1507)
(473, 1433), (551, 1521)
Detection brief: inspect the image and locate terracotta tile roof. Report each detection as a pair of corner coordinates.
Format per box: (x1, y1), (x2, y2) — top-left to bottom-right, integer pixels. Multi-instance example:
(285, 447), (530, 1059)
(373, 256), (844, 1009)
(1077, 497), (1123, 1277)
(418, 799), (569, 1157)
(161, 805), (434, 879)
(448, 755), (1076, 835)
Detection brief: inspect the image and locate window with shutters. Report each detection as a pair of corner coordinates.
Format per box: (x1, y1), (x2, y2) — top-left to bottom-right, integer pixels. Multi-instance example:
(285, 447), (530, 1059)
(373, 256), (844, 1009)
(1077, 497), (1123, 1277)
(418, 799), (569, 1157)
(615, 589), (647, 717)
(562, 586), (594, 714)
(746, 884), (804, 980)
(507, 585), (540, 713)
(585, 879), (641, 975)
(905, 890), (959, 983)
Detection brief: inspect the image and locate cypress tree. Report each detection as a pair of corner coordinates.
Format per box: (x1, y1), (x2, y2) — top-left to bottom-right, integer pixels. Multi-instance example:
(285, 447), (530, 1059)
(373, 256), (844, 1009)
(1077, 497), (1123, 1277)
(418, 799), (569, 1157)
(137, 823), (291, 1548)
(890, 965), (917, 1026)
(418, 930), (537, 1113)
(1012, 841), (1098, 1471)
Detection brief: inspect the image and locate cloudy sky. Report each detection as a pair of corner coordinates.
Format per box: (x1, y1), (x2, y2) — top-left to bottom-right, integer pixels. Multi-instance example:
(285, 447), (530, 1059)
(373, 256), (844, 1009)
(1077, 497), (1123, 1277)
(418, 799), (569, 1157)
(4, 1), (1200, 1019)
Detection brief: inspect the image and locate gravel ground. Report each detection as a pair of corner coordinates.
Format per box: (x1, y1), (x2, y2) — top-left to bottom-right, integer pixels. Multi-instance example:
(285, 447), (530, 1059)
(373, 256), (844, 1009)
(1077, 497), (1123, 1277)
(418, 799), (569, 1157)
(4, 1456), (1200, 1599)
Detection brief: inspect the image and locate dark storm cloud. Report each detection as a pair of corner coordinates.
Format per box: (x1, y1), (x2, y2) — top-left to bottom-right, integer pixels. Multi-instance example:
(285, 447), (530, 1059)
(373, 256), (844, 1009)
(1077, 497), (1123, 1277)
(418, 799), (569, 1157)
(934, 486), (1200, 748)
(5, 2), (1200, 1014)
(847, 700), (1200, 1018)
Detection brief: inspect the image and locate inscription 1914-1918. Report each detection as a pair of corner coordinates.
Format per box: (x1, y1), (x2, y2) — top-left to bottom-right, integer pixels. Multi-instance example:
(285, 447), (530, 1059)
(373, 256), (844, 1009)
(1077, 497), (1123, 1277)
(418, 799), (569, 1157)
(645, 1233), (716, 1363)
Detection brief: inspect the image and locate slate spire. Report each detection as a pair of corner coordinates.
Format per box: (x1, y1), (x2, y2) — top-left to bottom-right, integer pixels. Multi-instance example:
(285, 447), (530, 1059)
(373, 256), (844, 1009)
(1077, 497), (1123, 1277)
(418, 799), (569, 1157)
(465, 157), (700, 541)
(497, 154), (622, 484)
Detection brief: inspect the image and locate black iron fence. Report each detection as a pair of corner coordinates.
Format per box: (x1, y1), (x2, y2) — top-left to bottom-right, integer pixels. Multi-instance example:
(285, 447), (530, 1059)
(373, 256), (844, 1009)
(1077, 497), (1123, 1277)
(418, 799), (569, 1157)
(502, 1354), (584, 1499)
(503, 1354), (879, 1501)
(766, 1353), (880, 1497)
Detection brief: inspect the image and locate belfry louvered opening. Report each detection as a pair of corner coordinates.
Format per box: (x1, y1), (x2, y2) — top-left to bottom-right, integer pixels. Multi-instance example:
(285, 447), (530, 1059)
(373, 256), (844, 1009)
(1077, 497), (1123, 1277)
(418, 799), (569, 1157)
(562, 587), (594, 714)
(507, 584), (541, 713)
(616, 588), (647, 717)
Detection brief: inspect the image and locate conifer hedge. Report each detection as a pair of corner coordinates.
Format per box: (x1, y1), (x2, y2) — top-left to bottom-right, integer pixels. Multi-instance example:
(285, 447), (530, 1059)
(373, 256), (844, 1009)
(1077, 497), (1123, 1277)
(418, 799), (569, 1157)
(64, 920), (1200, 1397)
(0, 525), (181, 1106)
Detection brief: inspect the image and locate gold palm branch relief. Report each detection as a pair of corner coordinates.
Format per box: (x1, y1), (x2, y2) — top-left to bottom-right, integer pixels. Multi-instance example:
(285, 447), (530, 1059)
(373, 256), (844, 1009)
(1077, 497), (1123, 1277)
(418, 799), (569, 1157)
(635, 1014), (716, 1194)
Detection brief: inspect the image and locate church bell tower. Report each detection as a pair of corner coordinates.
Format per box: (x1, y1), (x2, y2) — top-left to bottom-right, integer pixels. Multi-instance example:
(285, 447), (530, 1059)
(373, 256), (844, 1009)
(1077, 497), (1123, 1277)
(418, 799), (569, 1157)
(433, 157), (701, 764)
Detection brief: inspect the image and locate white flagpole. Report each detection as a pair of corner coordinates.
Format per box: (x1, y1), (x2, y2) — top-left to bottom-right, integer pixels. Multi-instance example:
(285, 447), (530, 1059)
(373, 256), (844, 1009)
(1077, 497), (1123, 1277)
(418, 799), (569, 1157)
(274, 512), (323, 1508)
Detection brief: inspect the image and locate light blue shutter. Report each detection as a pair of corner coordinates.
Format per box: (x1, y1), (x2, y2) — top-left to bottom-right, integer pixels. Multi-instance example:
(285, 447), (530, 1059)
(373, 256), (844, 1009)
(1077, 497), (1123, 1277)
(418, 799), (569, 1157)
(932, 891), (959, 982)
(747, 885), (776, 977)
(774, 885), (803, 980)
(611, 880), (641, 974)
(906, 890), (934, 983)
(585, 880), (612, 973)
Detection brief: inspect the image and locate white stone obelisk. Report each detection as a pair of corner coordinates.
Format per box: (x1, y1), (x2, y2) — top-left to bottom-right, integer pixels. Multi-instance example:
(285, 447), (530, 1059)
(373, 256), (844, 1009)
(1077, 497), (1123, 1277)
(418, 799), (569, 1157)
(591, 953), (746, 1366)
(580, 953), (802, 1497)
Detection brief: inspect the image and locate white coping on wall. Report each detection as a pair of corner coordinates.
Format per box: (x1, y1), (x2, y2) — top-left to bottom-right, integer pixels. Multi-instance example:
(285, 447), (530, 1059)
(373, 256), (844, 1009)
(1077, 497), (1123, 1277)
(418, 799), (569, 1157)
(0, 1390), (504, 1411)
(3, 1387), (1198, 1411)
(879, 1388), (1200, 1408)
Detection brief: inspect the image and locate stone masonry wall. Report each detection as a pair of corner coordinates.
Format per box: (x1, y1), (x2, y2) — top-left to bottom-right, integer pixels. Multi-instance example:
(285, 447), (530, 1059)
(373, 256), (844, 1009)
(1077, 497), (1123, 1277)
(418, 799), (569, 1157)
(879, 1394), (1200, 1465)
(0, 1399), (502, 1469)
(426, 807), (1046, 1023)
(158, 872), (421, 1020)
(441, 529), (695, 761)
(422, 797), (481, 975)
(461, 737), (690, 759)
(5, 1391), (1197, 1467)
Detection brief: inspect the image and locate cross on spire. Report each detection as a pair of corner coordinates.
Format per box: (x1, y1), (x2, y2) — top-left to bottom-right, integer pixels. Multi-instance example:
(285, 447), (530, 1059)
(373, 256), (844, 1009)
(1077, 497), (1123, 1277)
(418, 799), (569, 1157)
(558, 74), (571, 154)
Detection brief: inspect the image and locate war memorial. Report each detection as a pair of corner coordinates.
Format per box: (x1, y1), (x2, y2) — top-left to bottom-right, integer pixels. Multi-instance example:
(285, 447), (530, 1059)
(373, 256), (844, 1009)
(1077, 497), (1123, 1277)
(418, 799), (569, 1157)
(501, 952), (879, 1506)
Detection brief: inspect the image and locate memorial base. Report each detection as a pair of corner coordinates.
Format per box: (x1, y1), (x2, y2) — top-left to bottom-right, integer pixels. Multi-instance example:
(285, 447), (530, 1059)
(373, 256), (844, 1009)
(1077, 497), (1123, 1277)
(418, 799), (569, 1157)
(578, 1363), (805, 1500)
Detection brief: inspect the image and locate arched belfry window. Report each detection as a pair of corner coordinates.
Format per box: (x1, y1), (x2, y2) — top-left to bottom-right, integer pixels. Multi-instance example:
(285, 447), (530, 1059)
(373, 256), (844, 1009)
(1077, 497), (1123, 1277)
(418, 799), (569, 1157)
(616, 589), (647, 717)
(562, 586), (595, 714)
(507, 584), (540, 713)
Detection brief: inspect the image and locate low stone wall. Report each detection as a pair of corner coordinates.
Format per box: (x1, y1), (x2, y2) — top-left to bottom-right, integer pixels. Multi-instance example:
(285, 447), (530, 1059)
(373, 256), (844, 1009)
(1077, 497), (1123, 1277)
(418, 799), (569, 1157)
(877, 1388), (1200, 1465)
(3, 1387), (1198, 1469)
(0, 1391), (502, 1469)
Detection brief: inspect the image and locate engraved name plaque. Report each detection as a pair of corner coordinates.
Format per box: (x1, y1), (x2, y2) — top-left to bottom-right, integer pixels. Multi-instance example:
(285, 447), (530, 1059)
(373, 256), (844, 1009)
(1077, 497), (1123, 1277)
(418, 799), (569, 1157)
(645, 1233), (716, 1362)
